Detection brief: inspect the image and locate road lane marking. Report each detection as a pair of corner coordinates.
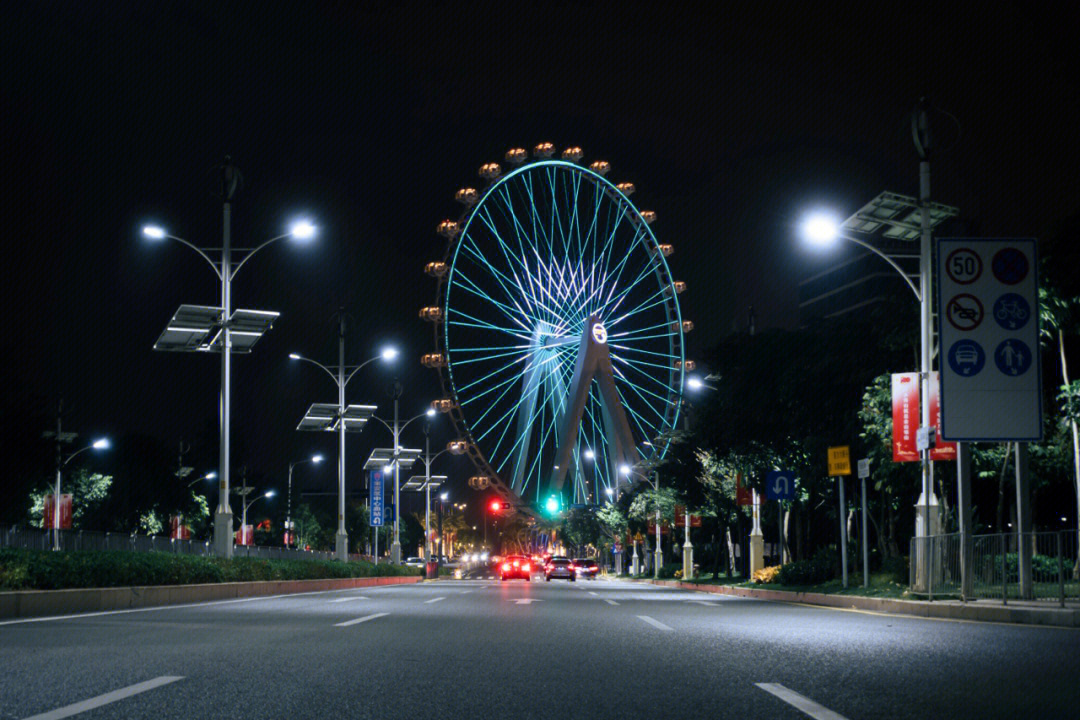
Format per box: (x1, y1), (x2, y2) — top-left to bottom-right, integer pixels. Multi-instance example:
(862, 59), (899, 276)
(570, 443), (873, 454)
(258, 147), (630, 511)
(328, 596), (370, 603)
(755, 683), (849, 720)
(636, 615), (673, 631)
(587, 591), (598, 596)
(688, 600), (720, 606)
(22, 675), (184, 720)
(335, 613), (389, 627)
(603, 599), (619, 605)
(424, 597), (446, 604)
(460, 590), (473, 594)
(510, 599), (542, 605)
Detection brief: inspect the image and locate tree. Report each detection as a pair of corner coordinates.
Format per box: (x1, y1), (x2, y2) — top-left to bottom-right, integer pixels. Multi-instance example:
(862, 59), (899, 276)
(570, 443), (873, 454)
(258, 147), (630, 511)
(28, 468), (112, 530)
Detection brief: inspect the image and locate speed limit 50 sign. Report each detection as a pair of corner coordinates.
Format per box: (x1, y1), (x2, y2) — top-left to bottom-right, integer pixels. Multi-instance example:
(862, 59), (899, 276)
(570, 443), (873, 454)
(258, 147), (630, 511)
(936, 238), (1042, 441)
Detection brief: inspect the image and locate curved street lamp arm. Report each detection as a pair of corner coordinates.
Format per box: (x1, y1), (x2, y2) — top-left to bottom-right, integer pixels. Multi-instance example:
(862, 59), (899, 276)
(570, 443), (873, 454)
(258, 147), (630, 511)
(61, 444), (98, 468)
(229, 233), (290, 281)
(343, 354), (383, 388)
(164, 234), (223, 280)
(399, 412), (432, 436)
(839, 232), (922, 302)
(293, 355), (341, 387)
(369, 415), (394, 436)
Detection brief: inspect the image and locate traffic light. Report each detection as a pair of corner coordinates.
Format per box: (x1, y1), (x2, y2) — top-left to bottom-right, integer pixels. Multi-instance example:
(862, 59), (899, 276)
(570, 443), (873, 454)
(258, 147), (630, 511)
(490, 500), (503, 513)
(544, 496), (560, 515)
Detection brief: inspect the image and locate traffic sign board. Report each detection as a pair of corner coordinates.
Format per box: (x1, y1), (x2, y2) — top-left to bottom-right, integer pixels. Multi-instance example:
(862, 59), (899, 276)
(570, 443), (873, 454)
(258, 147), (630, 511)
(857, 459), (870, 479)
(765, 471), (796, 500)
(937, 238), (1042, 441)
(827, 446), (851, 476)
(369, 471), (384, 526)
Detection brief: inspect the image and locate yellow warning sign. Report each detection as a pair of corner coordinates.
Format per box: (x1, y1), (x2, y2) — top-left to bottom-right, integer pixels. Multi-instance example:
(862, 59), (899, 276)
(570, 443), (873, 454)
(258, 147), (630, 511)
(828, 446), (851, 476)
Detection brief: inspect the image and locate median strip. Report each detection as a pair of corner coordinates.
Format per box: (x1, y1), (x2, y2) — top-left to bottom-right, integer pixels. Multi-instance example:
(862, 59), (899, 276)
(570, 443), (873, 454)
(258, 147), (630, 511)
(755, 683), (849, 720)
(22, 675), (184, 720)
(335, 612), (389, 627)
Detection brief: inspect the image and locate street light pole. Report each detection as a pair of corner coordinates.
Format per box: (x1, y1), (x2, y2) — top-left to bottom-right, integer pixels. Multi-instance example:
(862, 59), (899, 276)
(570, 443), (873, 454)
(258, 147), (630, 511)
(915, 99), (938, 550)
(215, 165), (235, 559)
(653, 472), (662, 579)
(336, 315), (348, 560)
(286, 455), (322, 547)
(391, 381), (402, 564)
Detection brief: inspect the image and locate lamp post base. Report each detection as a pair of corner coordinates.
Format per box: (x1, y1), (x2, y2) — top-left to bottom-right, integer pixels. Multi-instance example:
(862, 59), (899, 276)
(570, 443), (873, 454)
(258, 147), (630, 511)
(631, 546), (640, 576)
(213, 511), (234, 559)
(390, 541), (402, 565)
(682, 542), (694, 580)
(749, 532), (765, 575)
(653, 549), (663, 578)
(615, 551), (623, 576)
(335, 531), (349, 562)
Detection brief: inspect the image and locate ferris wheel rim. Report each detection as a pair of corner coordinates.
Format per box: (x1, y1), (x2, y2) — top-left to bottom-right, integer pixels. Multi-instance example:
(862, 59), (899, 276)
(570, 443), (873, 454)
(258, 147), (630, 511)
(431, 156), (685, 505)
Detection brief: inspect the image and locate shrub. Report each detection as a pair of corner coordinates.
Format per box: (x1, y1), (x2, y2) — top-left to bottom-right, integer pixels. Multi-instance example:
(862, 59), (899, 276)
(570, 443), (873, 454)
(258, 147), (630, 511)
(657, 562), (682, 579)
(777, 547), (837, 586)
(752, 565), (781, 584)
(0, 548), (420, 591)
(880, 555), (909, 585)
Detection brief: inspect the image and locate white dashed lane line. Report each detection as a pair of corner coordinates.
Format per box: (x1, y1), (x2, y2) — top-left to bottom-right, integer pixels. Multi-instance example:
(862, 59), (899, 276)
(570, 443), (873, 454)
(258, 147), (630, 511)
(424, 597), (446, 604)
(636, 615), (673, 631)
(755, 683), (849, 720)
(21, 675), (184, 720)
(328, 596), (370, 603)
(334, 613), (389, 627)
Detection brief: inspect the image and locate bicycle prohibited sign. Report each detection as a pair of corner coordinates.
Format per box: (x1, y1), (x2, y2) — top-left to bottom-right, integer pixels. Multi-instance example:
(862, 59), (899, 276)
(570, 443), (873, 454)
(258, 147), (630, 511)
(945, 294), (983, 331)
(992, 293), (1030, 331)
(945, 248), (982, 284)
(936, 238), (1041, 441)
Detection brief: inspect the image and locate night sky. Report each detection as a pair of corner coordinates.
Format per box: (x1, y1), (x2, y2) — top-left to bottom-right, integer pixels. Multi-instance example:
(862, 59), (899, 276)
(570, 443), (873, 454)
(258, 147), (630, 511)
(4, 3), (1077, 519)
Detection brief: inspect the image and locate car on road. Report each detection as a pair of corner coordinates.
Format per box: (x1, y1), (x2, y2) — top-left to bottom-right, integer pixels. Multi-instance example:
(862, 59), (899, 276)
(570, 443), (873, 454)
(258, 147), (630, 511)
(573, 558), (599, 579)
(499, 554), (532, 581)
(404, 556), (425, 568)
(545, 556), (575, 582)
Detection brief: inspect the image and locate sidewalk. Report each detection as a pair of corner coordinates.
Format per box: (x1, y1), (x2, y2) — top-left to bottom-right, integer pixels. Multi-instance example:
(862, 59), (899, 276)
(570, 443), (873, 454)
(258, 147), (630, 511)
(643, 579), (1080, 628)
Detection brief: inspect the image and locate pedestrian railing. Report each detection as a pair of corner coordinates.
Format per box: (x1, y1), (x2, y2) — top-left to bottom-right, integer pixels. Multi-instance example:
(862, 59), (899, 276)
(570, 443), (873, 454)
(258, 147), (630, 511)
(909, 531), (1079, 606)
(0, 524), (337, 562)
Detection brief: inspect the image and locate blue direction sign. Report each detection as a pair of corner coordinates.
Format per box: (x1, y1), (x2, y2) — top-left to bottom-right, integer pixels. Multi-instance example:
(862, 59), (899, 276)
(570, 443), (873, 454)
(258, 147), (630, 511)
(765, 471), (796, 501)
(369, 471), (384, 527)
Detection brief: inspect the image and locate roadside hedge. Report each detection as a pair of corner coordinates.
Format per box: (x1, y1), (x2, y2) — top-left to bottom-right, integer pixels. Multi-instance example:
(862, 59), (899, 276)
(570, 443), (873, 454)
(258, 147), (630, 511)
(0, 548), (420, 591)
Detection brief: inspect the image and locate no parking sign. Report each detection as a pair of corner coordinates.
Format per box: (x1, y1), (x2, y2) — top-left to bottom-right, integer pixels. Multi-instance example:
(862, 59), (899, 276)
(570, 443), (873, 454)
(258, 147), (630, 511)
(936, 238), (1042, 441)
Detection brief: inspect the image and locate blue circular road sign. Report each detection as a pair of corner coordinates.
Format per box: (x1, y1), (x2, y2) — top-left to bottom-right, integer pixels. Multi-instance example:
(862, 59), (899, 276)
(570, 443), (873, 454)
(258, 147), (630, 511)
(994, 339), (1032, 376)
(992, 293), (1030, 331)
(947, 340), (985, 377)
(992, 248), (1029, 285)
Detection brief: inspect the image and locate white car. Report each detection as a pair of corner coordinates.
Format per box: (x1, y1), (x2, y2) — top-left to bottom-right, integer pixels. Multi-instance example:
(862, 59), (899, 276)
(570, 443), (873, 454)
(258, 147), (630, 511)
(404, 556), (425, 568)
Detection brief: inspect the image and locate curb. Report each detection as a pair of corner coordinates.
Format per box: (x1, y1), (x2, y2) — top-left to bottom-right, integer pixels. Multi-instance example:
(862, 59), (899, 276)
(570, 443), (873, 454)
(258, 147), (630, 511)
(0, 575), (422, 620)
(647, 580), (1080, 628)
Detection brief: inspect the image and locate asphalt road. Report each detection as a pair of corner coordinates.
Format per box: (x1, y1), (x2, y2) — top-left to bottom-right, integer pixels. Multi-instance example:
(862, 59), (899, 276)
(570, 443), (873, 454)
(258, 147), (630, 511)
(1, 572), (1077, 719)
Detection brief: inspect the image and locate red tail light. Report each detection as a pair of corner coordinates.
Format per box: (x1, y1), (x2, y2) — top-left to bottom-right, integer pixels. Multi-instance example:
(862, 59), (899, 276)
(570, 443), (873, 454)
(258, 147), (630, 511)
(523, 564), (531, 572)
(502, 562), (511, 571)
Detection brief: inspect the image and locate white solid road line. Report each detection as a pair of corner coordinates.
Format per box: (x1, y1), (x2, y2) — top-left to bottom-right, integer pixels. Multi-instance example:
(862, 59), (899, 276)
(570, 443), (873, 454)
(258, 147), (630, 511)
(424, 597), (446, 604)
(636, 615), (673, 631)
(335, 612), (389, 627)
(755, 683), (850, 720)
(21, 675), (184, 720)
(328, 596), (370, 603)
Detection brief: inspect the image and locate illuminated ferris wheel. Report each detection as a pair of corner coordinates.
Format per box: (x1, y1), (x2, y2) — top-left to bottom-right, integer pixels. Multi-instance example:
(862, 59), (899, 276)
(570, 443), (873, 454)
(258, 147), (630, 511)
(420, 144), (692, 509)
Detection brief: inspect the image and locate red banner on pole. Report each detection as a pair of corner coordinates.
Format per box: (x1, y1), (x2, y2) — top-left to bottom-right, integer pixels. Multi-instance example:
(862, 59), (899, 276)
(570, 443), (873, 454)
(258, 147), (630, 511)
(674, 505), (702, 527)
(170, 516), (191, 540)
(929, 372), (957, 461)
(735, 473), (752, 506)
(235, 525), (253, 546)
(44, 494), (73, 529)
(892, 373), (919, 462)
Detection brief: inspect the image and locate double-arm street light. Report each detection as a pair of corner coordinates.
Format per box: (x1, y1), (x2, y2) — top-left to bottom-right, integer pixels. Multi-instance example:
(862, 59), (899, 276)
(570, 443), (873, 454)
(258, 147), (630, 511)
(285, 455), (323, 547)
(235, 488), (276, 545)
(368, 397), (435, 564)
(291, 318), (395, 561)
(143, 158), (316, 559)
(621, 463), (662, 578)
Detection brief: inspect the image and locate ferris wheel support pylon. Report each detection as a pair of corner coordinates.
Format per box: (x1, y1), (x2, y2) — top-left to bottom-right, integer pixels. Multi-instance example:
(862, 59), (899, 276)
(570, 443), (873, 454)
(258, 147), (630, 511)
(549, 317), (637, 495)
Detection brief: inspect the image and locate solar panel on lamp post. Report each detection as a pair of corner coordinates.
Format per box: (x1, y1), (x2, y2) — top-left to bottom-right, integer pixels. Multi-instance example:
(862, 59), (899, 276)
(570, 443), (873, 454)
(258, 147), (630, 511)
(290, 317), (395, 562)
(143, 158), (316, 559)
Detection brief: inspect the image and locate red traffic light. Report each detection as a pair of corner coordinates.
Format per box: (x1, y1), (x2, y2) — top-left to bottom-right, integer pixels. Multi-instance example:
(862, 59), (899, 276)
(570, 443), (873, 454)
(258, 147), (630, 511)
(490, 500), (503, 513)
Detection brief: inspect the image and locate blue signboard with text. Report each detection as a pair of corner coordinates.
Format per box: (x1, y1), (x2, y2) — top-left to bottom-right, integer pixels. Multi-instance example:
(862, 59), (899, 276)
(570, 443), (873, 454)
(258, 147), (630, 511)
(369, 471), (384, 526)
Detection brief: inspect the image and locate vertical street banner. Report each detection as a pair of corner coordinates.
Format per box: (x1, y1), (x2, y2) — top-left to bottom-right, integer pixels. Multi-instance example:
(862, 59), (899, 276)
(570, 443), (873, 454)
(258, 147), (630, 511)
(369, 470), (384, 526)
(891, 373), (919, 462)
(892, 372), (957, 462)
(735, 473), (752, 506)
(928, 372), (957, 461)
(235, 525), (253, 545)
(170, 515), (191, 540)
(43, 494), (73, 529)
(937, 238), (1042, 441)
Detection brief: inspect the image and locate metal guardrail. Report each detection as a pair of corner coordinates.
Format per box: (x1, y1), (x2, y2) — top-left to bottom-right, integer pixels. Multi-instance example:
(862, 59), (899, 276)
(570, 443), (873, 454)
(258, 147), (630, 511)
(0, 524), (340, 562)
(910, 531), (1079, 606)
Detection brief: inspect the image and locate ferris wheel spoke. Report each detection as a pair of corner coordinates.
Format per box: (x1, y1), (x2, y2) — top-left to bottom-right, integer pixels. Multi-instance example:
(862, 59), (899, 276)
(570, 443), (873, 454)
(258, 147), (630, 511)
(609, 344), (680, 365)
(454, 349), (534, 395)
(457, 239), (538, 323)
(452, 270), (535, 330)
(473, 208), (545, 318)
(446, 311), (532, 341)
(596, 255), (668, 321)
(608, 318), (679, 339)
(611, 364), (674, 419)
(597, 225), (653, 312)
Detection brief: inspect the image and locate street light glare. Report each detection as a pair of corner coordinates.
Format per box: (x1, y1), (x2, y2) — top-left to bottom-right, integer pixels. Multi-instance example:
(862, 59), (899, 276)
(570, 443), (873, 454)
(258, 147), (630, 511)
(289, 220), (316, 240)
(381, 347), (399, 361)
(440, 492), (449, 501)
(426, 408), (437, 417)
(620, 464), (632, 476)
(583, 448), (595, 460)
(92, 438), (110, 450)
(383, 464), (394, 474)
(605, 487), (614, 496)
(801, 212), (840, 246)
(289, 352), (301, 360)
(687, 377), (704, 390)
(142, 225), (166, 239)
(206, 471), (217, 480)
(265, 490), (276, 498)
(312, 454), (324, 463)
